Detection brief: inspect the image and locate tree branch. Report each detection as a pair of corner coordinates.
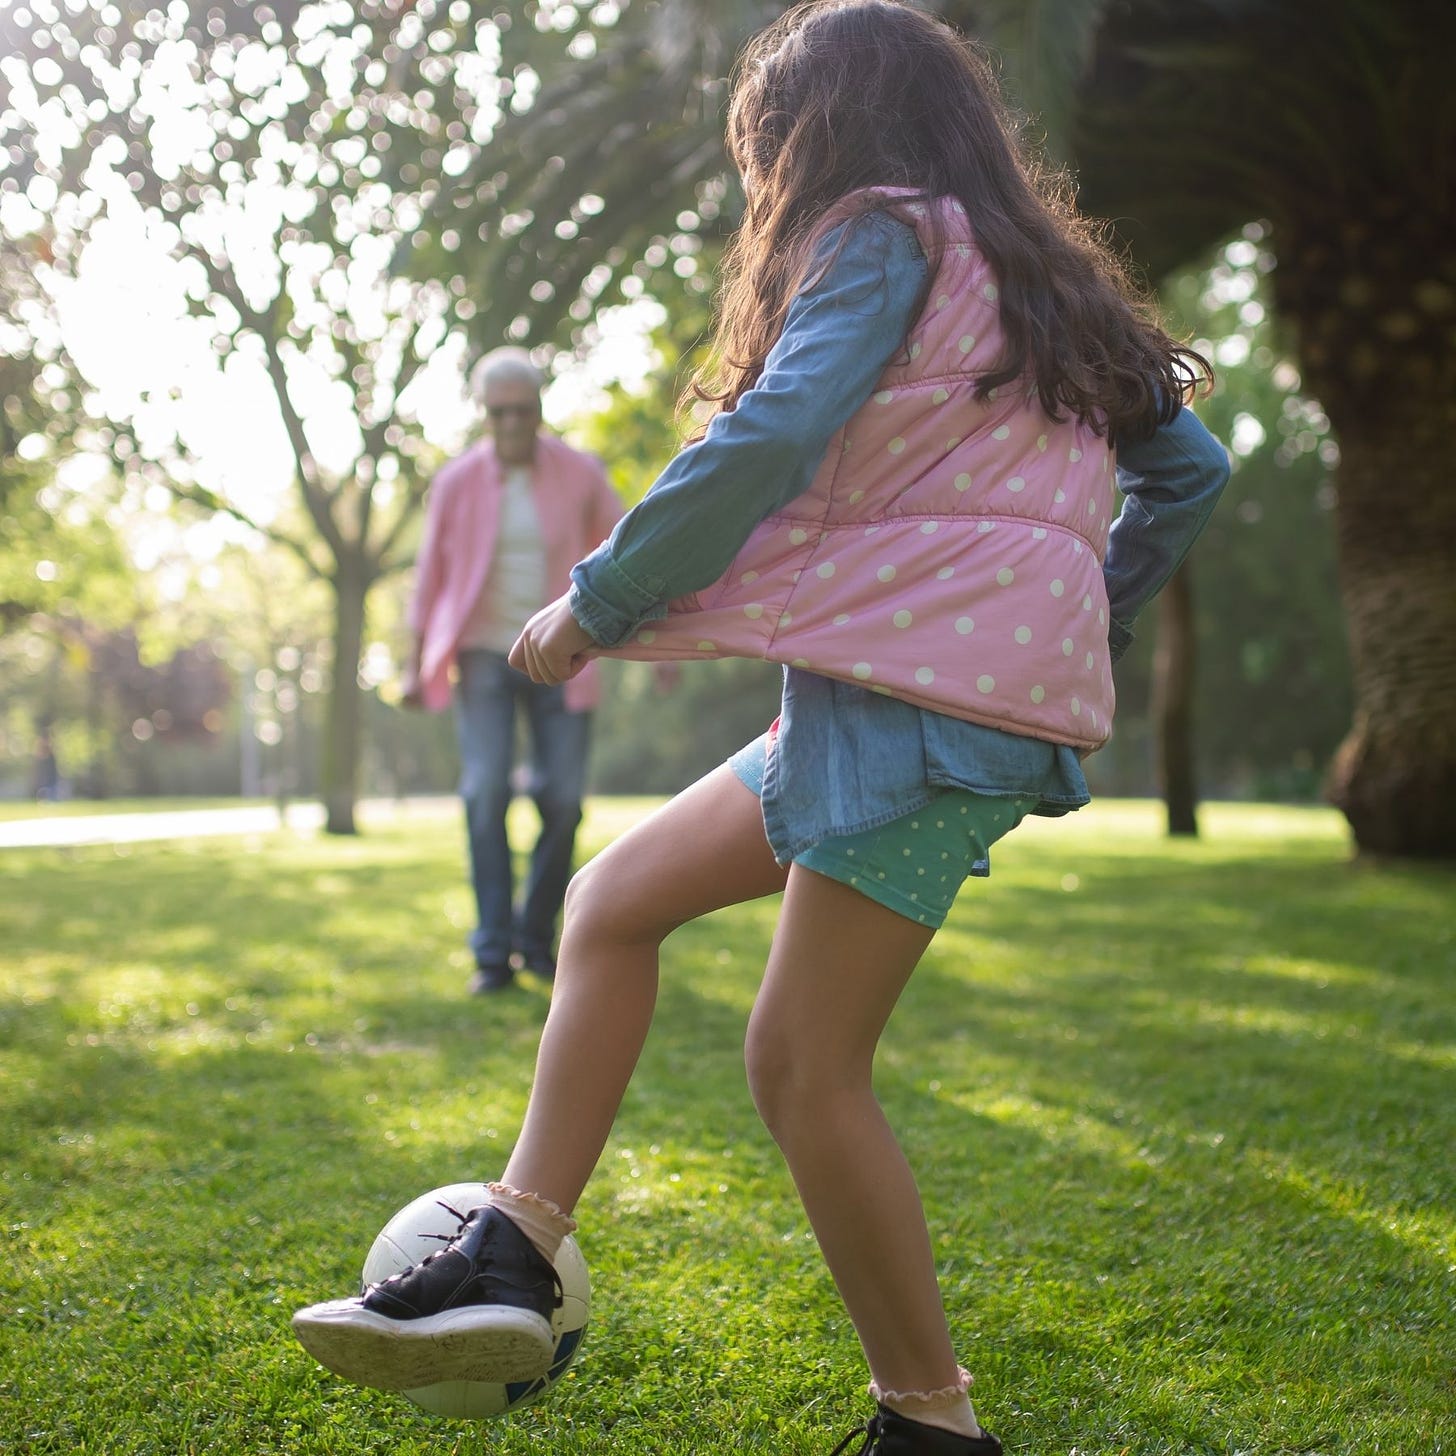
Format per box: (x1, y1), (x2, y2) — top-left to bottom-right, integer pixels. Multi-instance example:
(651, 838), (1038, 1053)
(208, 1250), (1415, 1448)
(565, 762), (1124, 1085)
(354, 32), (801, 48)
(372, 468), (432, 570)
(161, 479), (324, 579)
(196, 249), (347, 562)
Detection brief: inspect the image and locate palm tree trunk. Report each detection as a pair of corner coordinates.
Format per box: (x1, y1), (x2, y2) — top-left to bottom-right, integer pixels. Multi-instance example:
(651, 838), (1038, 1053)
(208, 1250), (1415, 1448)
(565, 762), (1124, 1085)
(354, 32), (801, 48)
(322, 562), (369, 836)
(1321, 407), (1456, 857)
(1152, 561), (1199, 837)
(1269, 187), (1456, 860)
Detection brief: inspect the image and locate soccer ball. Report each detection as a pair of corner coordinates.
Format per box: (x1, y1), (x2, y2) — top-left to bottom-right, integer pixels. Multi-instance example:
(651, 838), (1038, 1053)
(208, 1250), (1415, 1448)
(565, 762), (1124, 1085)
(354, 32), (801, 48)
(361, 1181), (590, 1419)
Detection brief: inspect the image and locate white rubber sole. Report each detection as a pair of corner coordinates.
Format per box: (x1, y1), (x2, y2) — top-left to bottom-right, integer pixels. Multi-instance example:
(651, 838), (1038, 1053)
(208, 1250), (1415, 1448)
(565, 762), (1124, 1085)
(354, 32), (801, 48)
(291, 1298), (555, 1391)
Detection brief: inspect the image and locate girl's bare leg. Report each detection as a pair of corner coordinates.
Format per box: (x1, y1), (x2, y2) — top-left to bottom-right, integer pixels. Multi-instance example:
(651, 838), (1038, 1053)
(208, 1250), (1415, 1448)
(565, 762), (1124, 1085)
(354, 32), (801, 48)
(502, 764), (787, 1212)
(745, 864), (963, 1398)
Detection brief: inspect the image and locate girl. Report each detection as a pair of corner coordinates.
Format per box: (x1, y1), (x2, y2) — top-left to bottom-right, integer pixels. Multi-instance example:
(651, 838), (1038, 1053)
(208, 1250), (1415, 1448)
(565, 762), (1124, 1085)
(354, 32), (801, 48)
(294, 4), (1229, 1451)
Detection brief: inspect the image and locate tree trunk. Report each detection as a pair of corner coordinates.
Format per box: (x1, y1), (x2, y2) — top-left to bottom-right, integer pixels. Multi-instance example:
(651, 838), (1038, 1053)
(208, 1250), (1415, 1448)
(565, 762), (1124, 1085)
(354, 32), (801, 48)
(1321, 409), (1456, 857)
(321, 562), (370, 836)
(1152, 561), (1199, 837)
(1276, 218), (1456, 859)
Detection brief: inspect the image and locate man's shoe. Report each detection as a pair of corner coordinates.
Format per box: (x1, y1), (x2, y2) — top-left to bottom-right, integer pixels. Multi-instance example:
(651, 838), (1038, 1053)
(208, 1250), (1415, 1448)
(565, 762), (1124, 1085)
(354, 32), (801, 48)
(469, 962), (514, 994)
(830, 1406), (1003, 1456)
(291, 1205), (561, 1392)
(519, 947), (556, 982)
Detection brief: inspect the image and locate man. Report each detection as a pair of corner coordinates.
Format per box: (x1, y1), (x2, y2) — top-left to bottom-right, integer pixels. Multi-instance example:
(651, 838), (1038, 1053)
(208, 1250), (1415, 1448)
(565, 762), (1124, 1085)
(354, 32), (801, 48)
(402, 348), (625, 994)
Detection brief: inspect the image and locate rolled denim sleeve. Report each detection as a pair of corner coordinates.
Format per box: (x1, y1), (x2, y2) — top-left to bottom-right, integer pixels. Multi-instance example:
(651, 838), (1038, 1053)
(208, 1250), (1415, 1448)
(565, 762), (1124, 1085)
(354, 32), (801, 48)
(1103, 407), (1231, 661)
(569, 213), (927, 646)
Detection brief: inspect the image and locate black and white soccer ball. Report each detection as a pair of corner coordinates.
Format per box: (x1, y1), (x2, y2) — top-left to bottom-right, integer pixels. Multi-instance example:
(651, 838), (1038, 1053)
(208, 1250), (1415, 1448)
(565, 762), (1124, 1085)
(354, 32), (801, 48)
(361, 1182), (590, 1419)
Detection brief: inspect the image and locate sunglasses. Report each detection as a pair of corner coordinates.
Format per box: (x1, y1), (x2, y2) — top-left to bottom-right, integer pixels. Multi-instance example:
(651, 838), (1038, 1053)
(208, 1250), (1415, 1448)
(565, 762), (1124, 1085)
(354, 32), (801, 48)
(486, 403), (540, 421)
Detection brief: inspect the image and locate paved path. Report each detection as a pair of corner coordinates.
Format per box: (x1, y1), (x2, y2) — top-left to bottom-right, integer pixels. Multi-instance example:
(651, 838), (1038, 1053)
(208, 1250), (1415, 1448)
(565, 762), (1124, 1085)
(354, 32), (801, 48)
(0, 797), (456, 849)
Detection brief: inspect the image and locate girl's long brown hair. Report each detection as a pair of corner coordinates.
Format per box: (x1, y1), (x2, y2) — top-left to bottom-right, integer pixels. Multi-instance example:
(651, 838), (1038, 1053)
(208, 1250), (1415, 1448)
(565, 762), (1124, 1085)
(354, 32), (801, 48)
(696, 0), (1208, 441)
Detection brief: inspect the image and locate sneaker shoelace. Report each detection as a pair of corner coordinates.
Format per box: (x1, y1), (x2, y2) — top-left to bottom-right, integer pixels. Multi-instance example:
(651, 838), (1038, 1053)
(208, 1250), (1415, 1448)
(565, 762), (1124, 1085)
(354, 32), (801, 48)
(365, 1199), (472, 1293)
(367, 1200), (565, 1308)
(829, 1414), (882, 1456)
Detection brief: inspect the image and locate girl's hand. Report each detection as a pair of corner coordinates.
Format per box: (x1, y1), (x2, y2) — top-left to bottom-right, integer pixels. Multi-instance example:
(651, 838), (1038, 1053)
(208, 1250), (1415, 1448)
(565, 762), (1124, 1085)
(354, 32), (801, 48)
(510, 594), (598, 685)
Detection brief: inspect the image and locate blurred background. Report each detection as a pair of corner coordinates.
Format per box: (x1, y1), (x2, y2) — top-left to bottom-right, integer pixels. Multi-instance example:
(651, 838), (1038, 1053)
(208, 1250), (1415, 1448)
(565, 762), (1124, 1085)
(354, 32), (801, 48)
(0, 0), (1448, 857)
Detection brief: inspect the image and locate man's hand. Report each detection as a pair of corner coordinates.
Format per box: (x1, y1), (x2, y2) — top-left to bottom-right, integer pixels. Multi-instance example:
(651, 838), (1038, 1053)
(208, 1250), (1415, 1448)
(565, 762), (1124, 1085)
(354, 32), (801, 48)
(510, 593), (598, 685)
(399, 646), (426, 710)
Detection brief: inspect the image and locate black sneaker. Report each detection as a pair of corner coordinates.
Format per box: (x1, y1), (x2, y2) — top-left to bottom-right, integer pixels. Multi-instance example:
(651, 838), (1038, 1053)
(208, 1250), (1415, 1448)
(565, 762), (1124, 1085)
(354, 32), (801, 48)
(469, 962), (514, 994)
(291, 1205), (561, 1391)
(830, 1406), (1003, 1456)
(519, 947), (556, 982)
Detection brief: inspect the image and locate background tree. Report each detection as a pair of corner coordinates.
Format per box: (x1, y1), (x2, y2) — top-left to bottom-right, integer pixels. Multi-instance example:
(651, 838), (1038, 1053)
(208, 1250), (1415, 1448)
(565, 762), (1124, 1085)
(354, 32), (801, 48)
(1, 237), (133, 633)
(398, 0), (773, 351)
(1151, 565), (1199, 835)
(0, 0), (556, 831)
(1159, 229), (1349, 805)
(1065, 0), (1454, 855)
(1, 234), (152, 791)
(7, 1), (1438, 852)
(423, 0), (1447, 857)
(569, 214), (1350, 804)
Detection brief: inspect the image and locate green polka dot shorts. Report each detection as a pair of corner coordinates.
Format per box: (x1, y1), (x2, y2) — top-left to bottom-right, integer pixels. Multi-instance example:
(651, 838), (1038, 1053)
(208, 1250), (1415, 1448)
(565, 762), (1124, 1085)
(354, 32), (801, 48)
(730, 734), (1034, 928)
(797, 791), (1034, 927)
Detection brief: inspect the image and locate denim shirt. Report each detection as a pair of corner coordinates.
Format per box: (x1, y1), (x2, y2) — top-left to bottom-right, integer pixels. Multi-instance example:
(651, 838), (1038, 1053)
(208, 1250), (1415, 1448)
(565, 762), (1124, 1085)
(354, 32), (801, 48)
(570, 212), (1230, 865)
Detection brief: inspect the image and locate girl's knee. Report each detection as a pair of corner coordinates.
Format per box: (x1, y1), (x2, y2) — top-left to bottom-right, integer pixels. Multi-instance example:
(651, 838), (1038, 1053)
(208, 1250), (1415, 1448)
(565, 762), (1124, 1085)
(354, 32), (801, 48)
(745, 1012), (875, 1142)
(563, 854), (669, 945)
(743, 1017), (810, 1137)
(562, 857), (610, 929)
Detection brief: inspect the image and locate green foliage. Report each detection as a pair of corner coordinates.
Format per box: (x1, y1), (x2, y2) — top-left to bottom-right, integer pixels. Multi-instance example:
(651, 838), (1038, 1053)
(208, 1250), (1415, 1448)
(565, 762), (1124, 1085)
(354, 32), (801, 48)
(0, 239), (138, 633)
(566, 291), (715, 508)
(963, 0), (1109, 159)
(1098, 228), (1351, 800)
(1069, 0), (1452, 279)
(0, 525), (341, 799)
(3, 0), (1430, 824)
(0, 800), (1452, 1452)
(591, 657), (782, 795)
(569, 360), (691, 511)
(0, 0), (471, 577)
(400, 0), (762, 354)
(0, 0), (536, 822)
(0, 476), (138, 632)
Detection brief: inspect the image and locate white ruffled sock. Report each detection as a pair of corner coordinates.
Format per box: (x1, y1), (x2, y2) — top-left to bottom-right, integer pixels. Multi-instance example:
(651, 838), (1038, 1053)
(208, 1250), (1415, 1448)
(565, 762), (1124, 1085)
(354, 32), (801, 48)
(482, 1181), (577, 1265)
(871, 1366), (982, 1439)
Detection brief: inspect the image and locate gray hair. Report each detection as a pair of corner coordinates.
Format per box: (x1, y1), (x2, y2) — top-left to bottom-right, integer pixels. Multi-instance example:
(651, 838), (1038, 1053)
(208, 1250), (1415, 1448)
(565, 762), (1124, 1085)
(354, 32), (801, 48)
(470, 347), (545, 400)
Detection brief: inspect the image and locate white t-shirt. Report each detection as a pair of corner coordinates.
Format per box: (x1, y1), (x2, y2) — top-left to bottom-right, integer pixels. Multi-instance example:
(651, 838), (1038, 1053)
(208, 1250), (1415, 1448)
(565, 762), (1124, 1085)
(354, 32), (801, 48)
(458, 466), (547, 653)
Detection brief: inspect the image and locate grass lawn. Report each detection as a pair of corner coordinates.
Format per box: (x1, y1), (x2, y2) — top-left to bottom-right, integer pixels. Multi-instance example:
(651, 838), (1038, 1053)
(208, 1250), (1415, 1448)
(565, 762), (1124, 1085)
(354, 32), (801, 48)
(1, 799), (1451, 1454)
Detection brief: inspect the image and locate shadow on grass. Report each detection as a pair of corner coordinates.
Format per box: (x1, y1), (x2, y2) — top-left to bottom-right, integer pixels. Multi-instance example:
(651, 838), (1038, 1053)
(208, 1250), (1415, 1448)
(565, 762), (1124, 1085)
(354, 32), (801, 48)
(1, 815), (1452, 1453)
(865, 844), (1455, 1448)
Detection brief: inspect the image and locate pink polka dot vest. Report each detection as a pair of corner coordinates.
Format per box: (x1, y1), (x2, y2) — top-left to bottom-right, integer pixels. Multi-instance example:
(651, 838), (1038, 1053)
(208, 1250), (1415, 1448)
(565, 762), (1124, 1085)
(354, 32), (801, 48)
(608, 192), (1117, 751)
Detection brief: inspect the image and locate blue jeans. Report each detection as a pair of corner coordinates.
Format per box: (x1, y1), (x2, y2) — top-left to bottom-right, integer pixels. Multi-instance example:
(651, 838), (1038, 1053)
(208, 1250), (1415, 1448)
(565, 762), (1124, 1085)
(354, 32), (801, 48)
(453, 650), (592, 967)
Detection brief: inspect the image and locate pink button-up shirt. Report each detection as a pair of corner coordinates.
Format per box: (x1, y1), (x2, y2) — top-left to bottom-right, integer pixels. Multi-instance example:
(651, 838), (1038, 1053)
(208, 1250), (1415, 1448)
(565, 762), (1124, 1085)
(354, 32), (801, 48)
(409, 433), (624, 712)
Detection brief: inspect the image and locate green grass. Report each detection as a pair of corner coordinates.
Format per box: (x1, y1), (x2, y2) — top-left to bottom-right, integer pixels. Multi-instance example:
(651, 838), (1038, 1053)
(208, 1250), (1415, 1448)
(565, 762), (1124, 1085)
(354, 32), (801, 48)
(1, 799), (1452, 1454)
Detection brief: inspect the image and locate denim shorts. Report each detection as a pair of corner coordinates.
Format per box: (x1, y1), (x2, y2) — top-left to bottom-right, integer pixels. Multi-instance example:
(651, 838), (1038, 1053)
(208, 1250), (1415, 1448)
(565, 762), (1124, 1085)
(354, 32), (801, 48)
(729, 733), (1033, 929)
